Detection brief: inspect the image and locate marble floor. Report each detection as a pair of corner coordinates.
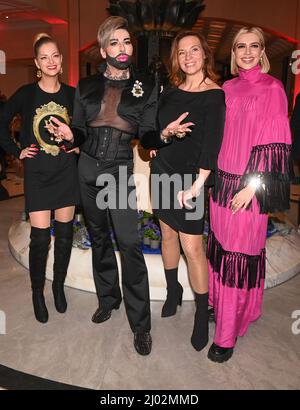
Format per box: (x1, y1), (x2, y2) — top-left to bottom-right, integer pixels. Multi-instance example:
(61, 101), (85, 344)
(0, 197), (300, 390)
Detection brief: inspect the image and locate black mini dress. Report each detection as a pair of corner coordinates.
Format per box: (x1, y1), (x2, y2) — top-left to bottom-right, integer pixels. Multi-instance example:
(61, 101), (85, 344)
(151, 87), (225, 234)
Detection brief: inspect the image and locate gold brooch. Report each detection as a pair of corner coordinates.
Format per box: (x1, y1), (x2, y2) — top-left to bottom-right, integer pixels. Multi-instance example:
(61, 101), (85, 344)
(131, 80), (144, 98)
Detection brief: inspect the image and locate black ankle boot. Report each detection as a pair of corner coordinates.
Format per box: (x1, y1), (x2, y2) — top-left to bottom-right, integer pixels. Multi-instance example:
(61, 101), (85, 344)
(191, 292), (209, 352)
(161, 283), (183, 317)
(161, 268), (183, 317)
(52, 220), (73, 313)
(29, 227), (51, 323)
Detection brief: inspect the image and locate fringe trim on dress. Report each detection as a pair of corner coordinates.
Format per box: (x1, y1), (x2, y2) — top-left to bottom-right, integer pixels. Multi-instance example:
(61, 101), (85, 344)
(212, 143), (293, 213)
(239, 143), (294, 213)
(212, 169), (242, 207)
(207, 231), (266, 290)
(243, 143), (293, 175)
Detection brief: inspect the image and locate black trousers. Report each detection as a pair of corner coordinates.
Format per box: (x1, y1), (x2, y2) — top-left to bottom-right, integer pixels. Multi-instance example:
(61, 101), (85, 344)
(78, 152), (151, 333)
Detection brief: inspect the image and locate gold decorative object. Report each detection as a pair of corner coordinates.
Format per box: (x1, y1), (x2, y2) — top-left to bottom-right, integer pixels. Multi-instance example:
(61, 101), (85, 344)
(33, 101), (70, 156)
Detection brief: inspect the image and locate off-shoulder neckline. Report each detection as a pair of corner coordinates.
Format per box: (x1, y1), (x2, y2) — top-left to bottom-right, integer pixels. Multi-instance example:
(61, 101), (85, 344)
(176, 87), (223, 94)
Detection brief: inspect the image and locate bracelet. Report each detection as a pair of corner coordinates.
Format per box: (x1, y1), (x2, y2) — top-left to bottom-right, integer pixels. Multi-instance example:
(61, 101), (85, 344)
(160, 128), (174, 143)
(248, 176), (262, 190)
(160, 133), (171, 144)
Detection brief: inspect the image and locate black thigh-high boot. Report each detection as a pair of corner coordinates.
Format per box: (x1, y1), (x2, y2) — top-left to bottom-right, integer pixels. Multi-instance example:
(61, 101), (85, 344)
(191, 292), (209, 351)
(29, 227), (51, 323)
(52, 220), (73, 313)
(161, 268), (183, 317)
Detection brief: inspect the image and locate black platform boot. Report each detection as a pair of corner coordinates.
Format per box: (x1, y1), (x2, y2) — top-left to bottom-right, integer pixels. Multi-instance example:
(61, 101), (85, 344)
(161, 268), (183, 318)
(29, 227), (51, 323)
(52, 220), (73, 313)
(191, 292), (209, 352)
(207, 343), (234, 363)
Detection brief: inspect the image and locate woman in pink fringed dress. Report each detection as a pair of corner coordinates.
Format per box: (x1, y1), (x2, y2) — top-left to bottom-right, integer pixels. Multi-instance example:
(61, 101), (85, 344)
(207, 27), (293, 363)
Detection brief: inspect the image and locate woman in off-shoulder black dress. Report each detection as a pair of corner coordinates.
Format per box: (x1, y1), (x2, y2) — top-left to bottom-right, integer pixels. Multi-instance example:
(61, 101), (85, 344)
(142, 31), (225, 353)
(151, 86), (225, 234)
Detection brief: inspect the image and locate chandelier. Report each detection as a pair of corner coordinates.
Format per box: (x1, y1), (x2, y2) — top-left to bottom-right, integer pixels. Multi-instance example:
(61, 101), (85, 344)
(107, 0), (206, 35)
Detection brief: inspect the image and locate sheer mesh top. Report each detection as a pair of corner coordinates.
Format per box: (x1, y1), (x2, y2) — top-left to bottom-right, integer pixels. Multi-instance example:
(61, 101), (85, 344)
(88, 77), (137, 134)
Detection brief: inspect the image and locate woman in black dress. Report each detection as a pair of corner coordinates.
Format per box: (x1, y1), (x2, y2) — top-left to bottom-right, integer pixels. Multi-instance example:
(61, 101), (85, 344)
(142, 31), (225, 352)
(0, 34), (80, 323)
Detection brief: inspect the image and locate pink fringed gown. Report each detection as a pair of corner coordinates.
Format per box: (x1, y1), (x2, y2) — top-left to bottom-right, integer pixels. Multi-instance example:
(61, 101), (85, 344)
(207, 65), (293, 348)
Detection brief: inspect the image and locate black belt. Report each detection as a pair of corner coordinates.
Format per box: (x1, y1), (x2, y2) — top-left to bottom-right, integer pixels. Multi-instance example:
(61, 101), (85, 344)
(81, 126), (134, 160)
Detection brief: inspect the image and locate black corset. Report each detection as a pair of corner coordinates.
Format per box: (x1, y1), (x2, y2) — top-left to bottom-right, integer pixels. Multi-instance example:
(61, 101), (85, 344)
(82, 126), (134, 160)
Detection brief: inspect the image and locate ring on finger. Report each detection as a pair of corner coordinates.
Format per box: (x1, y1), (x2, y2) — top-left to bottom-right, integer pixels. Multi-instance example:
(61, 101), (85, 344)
(176, 131), (186, 138)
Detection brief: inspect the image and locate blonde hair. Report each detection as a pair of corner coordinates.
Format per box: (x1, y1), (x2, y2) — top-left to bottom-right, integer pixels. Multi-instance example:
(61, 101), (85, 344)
(231, 27), (270, 75)
(97, 16), (129, 50)
(33, 33), (59, 57)
(169, 31), (219, 87)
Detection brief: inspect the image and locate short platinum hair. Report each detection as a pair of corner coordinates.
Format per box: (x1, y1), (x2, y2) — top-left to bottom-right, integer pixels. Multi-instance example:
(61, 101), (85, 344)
(231, 26), (270, 75)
